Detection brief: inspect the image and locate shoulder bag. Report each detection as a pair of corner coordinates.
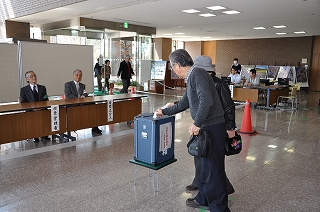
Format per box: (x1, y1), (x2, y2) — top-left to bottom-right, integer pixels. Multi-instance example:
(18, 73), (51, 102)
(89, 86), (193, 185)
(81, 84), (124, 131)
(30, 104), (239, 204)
(187, 129), (211, 157)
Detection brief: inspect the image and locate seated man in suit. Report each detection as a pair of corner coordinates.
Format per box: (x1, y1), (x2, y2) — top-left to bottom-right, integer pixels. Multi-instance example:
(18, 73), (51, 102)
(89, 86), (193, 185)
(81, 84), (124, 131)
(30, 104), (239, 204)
(64, 69), (102, 133)
(20, 71), (50, 142)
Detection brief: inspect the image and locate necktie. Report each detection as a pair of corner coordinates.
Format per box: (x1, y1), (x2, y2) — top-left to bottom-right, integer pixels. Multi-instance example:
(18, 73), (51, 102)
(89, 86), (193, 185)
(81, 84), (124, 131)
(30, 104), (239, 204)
(76, 83), (80, 97)
(32, 85), (39, 101)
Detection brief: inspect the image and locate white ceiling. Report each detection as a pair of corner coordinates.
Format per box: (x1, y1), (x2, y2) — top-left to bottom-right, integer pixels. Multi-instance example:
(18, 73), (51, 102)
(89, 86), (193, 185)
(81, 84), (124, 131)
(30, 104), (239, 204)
(12, 0), (320, 41)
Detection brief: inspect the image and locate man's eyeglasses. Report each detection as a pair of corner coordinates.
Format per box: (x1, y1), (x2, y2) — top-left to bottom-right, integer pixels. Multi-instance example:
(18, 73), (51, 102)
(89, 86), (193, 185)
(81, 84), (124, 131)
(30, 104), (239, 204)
(171, 63), (178, 71)
(27, 75), (37, 78)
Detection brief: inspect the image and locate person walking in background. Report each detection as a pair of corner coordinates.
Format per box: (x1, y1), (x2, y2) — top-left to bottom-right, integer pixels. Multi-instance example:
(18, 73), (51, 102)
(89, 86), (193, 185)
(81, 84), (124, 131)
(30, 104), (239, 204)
(65, 69), (102, 134)
(20, 71), (50, 142)
(155, 49), (230, 211)
(117, 55), (135, 93)
(232, 58), (241, 74)
(94, 58), (103, 91)
(228, 67), (241, 84)
(102, 59), (111, 92)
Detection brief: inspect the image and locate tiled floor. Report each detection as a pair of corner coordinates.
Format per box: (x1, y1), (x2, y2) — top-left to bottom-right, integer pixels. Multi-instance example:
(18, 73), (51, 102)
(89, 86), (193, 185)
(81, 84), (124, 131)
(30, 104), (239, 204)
(1, 88), (320, 212)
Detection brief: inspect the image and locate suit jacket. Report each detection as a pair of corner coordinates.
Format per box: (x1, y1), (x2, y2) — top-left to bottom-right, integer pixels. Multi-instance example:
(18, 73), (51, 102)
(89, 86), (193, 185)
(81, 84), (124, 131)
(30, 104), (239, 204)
(64, 81), (87, 99)
(117, 60), (134, 80)
(20, 84), (48, 103)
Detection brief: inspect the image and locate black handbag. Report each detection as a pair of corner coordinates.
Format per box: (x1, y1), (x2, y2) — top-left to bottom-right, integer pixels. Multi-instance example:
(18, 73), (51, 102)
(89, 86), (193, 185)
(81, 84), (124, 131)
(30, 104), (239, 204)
(224, 132), (242, 156)
(187, 129), (211, 157)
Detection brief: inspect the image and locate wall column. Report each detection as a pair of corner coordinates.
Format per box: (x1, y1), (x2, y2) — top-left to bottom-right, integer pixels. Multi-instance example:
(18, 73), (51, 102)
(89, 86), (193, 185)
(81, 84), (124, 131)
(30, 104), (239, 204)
(153, 37), (172, 61)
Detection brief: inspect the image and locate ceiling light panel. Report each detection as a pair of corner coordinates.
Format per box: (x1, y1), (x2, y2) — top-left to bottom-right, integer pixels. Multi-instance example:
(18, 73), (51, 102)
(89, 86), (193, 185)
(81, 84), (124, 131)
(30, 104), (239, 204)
(199, 13), (216, 17)
(276, 32), (287, 35)
(182, 9), (200, 13)
(206, 6), (226, 10)
(273, 25), (287, 28)
(223, 10), (241, 15)
(294, 31), (306, 34)
(253, 27), (266, 30)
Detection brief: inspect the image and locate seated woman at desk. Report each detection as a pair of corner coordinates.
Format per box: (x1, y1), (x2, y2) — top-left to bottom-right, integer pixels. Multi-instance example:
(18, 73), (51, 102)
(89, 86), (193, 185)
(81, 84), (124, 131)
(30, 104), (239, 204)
(244, 69), (260, 86)
(228, 67), (241, 84)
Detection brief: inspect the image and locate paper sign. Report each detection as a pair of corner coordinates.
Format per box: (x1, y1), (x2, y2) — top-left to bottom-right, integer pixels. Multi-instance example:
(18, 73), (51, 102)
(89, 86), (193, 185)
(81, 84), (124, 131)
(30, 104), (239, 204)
(108, 100), (113, 122)
(159, 122), (172, 152)
(51, 105), (59, 131)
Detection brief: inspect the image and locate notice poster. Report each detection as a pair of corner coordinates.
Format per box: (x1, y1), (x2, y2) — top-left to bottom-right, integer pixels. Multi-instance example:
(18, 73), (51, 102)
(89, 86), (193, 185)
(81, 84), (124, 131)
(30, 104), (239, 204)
(151, 60), (167, 80)
(240, 65), (255, 80)
(267, 66), (280, 79)
(159, 122), (172, 152)
(255, 65), (268, 79)
(276, 66), (291, 79)
(295, 65), (309, 87)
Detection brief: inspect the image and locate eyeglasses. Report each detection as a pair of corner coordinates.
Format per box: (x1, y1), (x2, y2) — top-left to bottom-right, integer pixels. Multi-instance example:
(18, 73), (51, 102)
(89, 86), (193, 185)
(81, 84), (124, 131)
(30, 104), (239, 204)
(171, 63), (178, 71)
(27, 75), (37, 78)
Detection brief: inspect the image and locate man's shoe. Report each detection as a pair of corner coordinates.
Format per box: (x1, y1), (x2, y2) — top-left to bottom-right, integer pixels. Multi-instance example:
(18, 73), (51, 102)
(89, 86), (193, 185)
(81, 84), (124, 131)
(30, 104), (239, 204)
(92, 127), (102, 133)
(41, 136), (50, 140)
(185, 184), (198, 191)
(186, 198), (209, 210)
(227, 187), (235, 195)
(34, 138), (40, 142)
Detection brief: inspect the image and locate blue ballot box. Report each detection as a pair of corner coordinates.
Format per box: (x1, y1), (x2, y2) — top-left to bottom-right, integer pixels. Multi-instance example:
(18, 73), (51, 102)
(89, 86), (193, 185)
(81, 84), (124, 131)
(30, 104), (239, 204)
(134, 113), (175, 166)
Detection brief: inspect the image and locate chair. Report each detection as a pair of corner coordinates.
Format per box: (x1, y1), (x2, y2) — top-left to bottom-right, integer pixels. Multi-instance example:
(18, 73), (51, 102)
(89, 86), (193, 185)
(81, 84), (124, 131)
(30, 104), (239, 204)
(276, 87), (298, 110)
(292, 83), (301, 102)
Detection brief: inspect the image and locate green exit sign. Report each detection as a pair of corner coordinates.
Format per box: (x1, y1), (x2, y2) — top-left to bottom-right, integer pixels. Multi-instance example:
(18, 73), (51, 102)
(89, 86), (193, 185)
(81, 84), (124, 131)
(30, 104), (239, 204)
(123, 22), (129, 28)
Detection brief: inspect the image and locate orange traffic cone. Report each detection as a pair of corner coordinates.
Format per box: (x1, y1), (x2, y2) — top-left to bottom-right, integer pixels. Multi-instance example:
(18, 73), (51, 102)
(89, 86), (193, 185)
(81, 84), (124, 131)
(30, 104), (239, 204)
(131, 86), (135, 94)
(238, 99), (257, 134)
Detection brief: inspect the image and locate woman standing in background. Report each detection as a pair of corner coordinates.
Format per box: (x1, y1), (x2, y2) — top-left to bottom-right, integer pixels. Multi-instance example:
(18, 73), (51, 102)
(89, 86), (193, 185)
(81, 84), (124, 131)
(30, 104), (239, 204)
(103, 60), (111, 92)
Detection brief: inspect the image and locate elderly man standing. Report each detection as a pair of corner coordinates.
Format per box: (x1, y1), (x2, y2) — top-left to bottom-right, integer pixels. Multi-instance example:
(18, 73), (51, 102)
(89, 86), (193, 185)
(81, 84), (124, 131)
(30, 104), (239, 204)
(155, 50), (230, 211)
(117, 55), (135, 93)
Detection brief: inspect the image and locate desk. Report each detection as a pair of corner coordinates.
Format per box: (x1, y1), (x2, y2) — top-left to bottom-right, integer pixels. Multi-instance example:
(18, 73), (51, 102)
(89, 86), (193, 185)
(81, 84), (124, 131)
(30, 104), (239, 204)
(0, 101), (67, 144)
(0, 94), (147, 144)
(233, 86), (289, 109)
(233, 87), (259, 103)
(66, 96), (142, 131)
(256, 86), (289, 110)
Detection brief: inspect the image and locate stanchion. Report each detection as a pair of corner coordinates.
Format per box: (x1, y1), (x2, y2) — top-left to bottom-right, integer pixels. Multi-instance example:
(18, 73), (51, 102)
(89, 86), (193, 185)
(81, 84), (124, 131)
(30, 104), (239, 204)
(238, 99), (258, 134)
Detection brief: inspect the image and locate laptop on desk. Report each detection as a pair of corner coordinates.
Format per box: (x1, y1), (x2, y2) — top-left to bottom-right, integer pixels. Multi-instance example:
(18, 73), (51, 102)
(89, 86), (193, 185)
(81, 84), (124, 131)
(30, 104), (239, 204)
(278, 78), (289, 86)
(260, 78), (270, 86)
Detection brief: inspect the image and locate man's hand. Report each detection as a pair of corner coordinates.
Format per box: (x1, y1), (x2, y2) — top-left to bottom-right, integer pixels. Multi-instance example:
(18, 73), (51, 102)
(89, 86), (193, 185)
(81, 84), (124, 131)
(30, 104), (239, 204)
(189, 124), (201, 136)
(227, 130), (236, 138)
(155, 108), (163, 117)
(164, 102), (174, 108)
